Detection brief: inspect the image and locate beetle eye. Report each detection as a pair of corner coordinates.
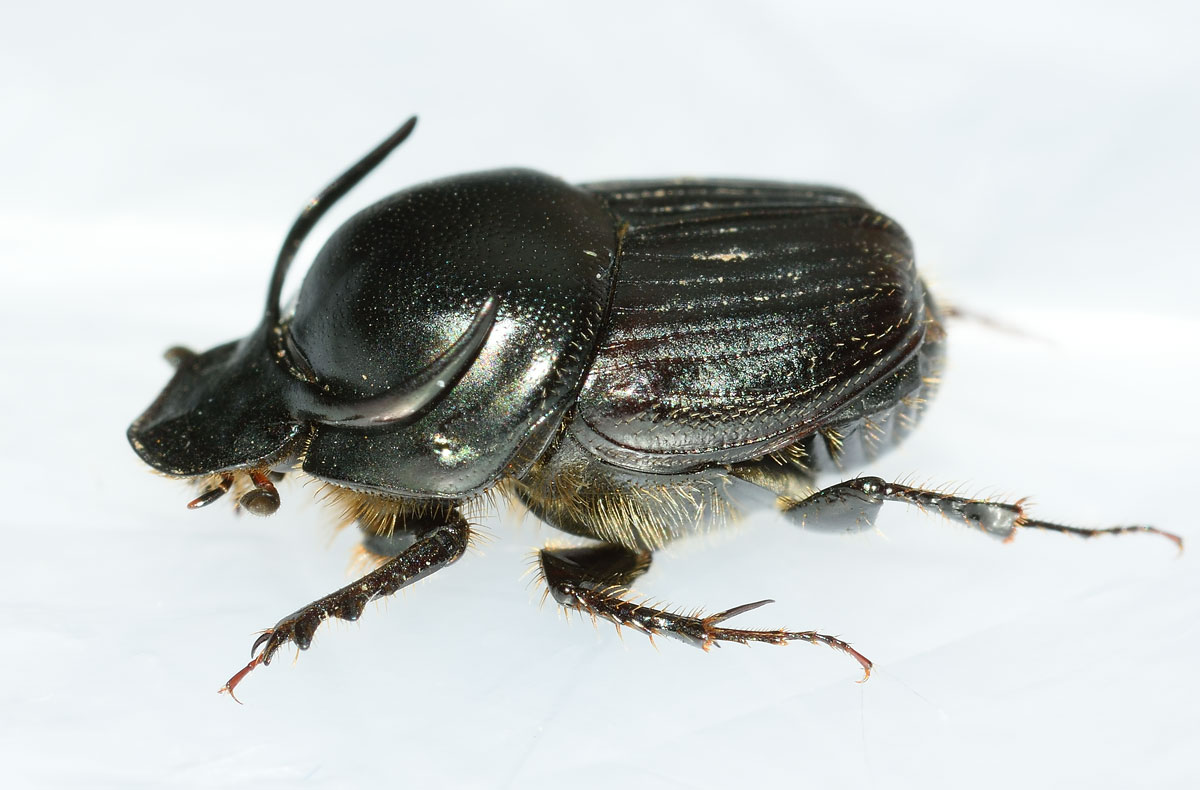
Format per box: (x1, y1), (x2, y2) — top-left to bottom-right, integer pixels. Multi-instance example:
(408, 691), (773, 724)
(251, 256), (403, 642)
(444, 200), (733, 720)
(282, 325), (320, 384)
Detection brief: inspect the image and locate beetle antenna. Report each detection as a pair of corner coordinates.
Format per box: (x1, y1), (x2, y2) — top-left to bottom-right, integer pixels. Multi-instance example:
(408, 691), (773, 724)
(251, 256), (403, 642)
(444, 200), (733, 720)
(264, 116), (418, 328)
(239, 470), (282, 517)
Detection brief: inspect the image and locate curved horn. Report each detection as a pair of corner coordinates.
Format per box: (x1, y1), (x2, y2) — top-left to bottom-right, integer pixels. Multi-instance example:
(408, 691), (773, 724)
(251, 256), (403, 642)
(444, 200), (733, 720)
(299, 297), (499, 427)
(264, 117), (418, 329)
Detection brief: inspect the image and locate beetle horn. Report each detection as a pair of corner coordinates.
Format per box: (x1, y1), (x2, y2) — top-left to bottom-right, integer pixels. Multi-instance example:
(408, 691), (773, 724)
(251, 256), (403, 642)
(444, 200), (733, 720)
(264, 117), (418, 329)
(300, 296), (500, 427)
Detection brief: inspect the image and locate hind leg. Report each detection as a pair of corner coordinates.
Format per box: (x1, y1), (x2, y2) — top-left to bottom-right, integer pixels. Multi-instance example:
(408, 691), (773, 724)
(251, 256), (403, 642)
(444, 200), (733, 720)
(730, 457), (1181, 549)
(538, 544), (872, 679)
(782, 476), (1183, 547)
(781, 476), (1182, 548)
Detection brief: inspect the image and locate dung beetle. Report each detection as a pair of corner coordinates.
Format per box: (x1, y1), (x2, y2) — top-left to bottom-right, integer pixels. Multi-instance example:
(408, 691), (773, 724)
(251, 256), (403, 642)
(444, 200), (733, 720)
(128, 117), (1181, 699)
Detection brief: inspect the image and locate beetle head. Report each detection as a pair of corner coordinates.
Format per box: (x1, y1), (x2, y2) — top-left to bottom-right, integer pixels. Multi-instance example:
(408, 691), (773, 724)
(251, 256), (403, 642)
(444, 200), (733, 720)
(129, 117), (617, 503)
(128, 120), (422, 499)
(127, 328), (304, 479)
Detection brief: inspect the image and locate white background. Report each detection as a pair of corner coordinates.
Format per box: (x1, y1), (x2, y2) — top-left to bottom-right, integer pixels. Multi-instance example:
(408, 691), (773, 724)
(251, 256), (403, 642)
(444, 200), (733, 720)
(2, 2), (1197, 788)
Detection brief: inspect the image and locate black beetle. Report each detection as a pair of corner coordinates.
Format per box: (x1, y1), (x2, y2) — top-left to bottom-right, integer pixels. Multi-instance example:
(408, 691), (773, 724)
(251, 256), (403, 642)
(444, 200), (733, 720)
(128, 117), (1181, 699)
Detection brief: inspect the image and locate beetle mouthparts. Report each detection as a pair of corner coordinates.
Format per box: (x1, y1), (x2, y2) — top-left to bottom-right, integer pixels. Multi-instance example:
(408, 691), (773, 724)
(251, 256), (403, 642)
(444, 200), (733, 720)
(187, 470), (282, 516)
(187, 474), (233, 509)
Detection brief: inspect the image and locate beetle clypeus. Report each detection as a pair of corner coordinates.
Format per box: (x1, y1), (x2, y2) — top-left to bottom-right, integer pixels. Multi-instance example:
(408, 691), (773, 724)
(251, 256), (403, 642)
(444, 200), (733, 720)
(128, 118), (1181, 700)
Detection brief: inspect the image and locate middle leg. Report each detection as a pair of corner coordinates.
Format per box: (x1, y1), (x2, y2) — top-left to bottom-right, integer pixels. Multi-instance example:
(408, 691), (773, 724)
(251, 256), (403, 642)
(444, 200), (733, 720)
(539, 544), (872, 679)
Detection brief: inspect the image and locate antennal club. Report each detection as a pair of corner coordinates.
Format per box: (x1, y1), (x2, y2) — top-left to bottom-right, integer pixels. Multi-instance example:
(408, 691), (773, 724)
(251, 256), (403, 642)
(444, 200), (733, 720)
(239, 470), (281, 516)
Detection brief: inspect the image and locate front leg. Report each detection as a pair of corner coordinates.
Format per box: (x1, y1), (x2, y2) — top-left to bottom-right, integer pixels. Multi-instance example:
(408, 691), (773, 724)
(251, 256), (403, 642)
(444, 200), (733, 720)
(221, 510), (469, 700)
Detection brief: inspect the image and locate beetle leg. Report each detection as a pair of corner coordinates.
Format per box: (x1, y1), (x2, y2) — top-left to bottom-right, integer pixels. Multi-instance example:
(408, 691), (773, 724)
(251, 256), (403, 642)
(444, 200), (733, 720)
(354, 526), (420, 568)
(220, 510), (470, 700)
(539, 544), (872, 680)
(782, 476), (1182, 550)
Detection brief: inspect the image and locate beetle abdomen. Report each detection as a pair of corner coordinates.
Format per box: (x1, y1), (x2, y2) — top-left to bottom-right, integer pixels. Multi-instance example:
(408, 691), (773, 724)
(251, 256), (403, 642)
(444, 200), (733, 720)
(571, 179), (930, 474)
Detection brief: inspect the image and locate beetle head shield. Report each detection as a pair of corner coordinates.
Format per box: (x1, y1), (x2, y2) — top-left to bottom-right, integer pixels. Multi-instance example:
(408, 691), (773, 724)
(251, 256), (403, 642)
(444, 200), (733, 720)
(127, 331), (303, 477)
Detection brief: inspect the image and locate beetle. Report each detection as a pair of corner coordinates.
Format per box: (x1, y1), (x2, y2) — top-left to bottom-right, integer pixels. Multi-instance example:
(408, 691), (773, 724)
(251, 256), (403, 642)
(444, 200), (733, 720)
(128, 117), (1181, 699)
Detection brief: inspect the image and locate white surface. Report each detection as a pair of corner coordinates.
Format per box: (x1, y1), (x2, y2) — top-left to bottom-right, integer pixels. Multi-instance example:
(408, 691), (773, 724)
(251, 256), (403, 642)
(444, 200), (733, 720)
(2, 2), (1197, 788)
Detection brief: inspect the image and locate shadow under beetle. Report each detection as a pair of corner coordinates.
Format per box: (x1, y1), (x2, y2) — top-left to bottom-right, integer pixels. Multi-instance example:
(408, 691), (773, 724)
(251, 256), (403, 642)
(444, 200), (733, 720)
(128, 117), (1181, 699)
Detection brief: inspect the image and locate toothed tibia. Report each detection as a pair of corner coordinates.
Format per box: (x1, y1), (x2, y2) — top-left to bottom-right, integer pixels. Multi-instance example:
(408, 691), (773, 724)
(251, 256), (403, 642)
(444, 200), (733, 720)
(221, 512), (470, 700)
